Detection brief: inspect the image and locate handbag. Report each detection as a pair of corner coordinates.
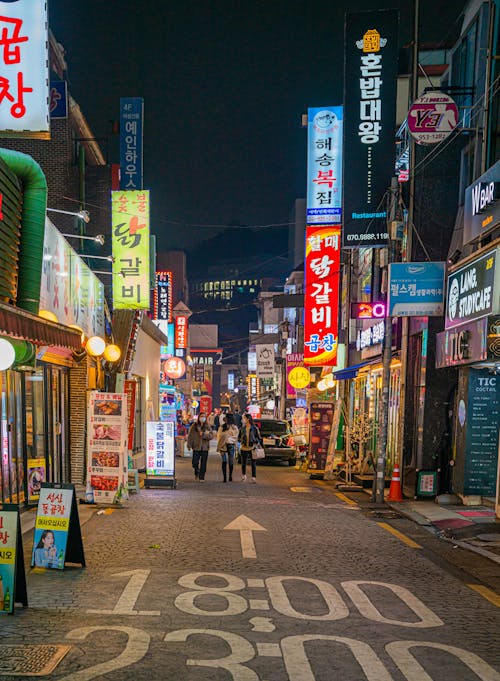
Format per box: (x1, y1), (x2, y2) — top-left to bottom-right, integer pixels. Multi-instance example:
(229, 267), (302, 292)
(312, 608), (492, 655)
(252, 446), (265, 460)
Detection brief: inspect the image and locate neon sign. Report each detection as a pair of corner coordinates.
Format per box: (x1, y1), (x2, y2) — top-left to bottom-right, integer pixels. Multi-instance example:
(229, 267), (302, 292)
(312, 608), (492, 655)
(351, 302), (386, 319)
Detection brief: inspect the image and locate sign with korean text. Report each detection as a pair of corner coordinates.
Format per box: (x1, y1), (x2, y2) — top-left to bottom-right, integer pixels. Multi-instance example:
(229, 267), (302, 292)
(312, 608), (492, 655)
(159, 323), (175, 358)
(304, 226), (341, 366)
(446, 249), (498, 329)
(407, 91), (458, 145)
(41, 219), (105, 337)
(0, 0), (49, 138)
(49, 80), (67, 119)
(86, 392), (128, 504)
(120, 97), (144, 190)
(388, 262), (445, 316)
(163, 356), (186, 380)
(308, 402), (335, 472)
(124, 380), (137, 451)
(154, 270), (173, 321)
(463, 160), (500, 245)
(286, 353), (306, 397)
(0, 507), (21, 613)
(306, 106), (343, 225)
(111, 190), (150, 309)
(175, 315), (188, 349)
(146, 421), (175, 477)
(256, 344), (275, 378)
(343, 10), (399, 247)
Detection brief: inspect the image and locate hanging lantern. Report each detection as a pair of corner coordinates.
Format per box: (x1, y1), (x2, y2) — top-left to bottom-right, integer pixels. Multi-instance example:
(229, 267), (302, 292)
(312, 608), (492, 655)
(103, 344), (121, 362)
(85, 336), (106, 357)
(0, 338), (16, 371)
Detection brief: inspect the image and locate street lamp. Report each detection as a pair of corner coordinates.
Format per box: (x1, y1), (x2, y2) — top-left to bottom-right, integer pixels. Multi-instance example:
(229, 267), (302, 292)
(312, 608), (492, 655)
(79, 254), (114, 263)
(61, 233), (105, 245)
(47, 207), (90, 223)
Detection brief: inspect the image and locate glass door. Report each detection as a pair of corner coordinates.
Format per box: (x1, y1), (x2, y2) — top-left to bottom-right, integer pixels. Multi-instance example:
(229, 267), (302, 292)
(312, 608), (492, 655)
(24, 369), (46, 503)
(49, 367), (69, 484)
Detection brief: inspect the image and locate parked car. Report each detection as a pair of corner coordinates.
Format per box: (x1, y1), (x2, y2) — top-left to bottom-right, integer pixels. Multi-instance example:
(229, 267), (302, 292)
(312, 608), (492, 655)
(255, 419), (297, 465)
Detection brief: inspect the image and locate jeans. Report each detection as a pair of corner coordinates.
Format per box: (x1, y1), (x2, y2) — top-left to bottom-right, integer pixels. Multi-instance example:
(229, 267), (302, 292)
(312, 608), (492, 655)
(192, 450), (208, 480)
(221, 444), (235, 481)
(241, 449), (256, 477)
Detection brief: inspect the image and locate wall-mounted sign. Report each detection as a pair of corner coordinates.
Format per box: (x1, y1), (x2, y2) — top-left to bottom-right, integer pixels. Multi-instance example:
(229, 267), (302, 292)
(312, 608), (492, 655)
(175, 315), (188, 349)
(487, 315), (500, 360)
(154, 271), (173, 321)
(146, 421), (175, 477)
(0, 0), (50, 139)
(256, 344), (275, 378)
(388, 262), (446, 317)
(111, 190), (150, 310)
(163, 356), (186, 379)
(446, 249), (497, 329)
(356, 320), (385, 351)
(351, 302), (386, 319)
(463, 160), (500, 245)
(343, 10), (399, 247)
(304, 226), (341, 366)
(407, 91), (458, 145)
(435, 318), (488, 369)
(306, 106), (343, 225)
(120, 97), (144, 191)
(286, 353), (305, 397)
(49, 80), (68, 119)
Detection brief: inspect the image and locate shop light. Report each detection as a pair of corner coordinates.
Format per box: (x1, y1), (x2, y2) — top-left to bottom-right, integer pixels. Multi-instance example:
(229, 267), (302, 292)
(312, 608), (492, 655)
(317, 379), (326, 392)
(47, 208), (90, 223)
(103, 344), (121, 362)
(0, 338), (15, 371)
(39, 309), (58, 323)
(266, 399), (275, 410)
(86, 336), (106, 357)
(79, 254), (114, 263)
(61, 233), (105, 245)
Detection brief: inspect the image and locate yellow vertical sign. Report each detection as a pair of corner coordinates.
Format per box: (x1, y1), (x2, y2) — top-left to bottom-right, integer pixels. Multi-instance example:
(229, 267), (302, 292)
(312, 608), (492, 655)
(111, 191), (150, 309)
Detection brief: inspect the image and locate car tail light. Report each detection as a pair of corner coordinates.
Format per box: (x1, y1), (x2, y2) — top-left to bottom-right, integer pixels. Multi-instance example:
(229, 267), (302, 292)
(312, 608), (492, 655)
(287, 436), (295, 446)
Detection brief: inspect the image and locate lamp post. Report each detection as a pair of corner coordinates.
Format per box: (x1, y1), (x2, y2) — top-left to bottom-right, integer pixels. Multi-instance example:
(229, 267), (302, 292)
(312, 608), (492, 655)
(279, 320), (289, 420)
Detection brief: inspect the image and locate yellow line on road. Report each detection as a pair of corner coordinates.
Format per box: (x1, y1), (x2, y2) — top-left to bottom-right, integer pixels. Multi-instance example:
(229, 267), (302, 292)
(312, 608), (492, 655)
(334, 491), (358, 506)
(377, 522), (422, 549)
(468, 584), (500, 608)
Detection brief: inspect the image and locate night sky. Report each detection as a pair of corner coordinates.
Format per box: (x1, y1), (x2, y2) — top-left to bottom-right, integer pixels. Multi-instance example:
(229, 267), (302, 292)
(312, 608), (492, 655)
(48, 0), (462, 252)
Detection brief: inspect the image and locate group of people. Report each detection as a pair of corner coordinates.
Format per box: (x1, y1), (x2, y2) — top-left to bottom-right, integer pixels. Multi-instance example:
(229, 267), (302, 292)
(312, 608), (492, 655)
(186, 410), (262, 483)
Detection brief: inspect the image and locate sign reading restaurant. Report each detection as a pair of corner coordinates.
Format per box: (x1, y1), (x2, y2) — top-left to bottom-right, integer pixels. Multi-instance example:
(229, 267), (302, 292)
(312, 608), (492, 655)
(445, 249), (498, 329)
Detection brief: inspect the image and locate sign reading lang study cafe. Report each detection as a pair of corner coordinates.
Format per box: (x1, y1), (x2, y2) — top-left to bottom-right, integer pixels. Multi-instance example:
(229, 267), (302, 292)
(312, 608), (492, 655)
(446, 249), (499, 329)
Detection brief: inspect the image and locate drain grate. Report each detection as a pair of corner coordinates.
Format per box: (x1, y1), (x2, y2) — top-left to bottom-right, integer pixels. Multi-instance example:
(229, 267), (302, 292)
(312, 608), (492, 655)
(367, 510), (400, 519)
(0, 644), (71, 676)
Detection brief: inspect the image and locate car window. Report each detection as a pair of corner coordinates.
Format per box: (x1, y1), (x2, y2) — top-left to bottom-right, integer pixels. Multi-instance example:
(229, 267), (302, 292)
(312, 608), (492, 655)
(259, 421), (289, 435)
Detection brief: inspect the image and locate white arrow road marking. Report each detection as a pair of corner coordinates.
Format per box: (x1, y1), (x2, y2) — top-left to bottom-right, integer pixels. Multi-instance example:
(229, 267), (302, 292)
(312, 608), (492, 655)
(224, 515), (267, 559)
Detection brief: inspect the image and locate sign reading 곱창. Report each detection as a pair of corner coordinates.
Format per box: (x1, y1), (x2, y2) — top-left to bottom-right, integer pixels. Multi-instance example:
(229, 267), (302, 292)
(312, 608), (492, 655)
(343, 10), (399, 247)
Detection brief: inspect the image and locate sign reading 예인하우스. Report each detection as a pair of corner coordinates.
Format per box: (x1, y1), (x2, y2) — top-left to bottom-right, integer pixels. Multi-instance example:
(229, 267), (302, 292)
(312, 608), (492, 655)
(120, 97), (144, 191)
(306, 106), (343, 225)
(343, 10), (399, 247)
(304, 226), (341, 367)
(0, 0), (50, 139)
(111, 191), (150, 309)
(87, 392), (128, 504)
(0, 505), (27, 614)
(31, 484), (85, 571)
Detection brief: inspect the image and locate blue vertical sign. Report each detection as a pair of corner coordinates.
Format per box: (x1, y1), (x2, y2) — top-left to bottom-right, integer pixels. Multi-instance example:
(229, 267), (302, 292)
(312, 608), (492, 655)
(306, 107), (343, 225)
(120, 97), (144, 190)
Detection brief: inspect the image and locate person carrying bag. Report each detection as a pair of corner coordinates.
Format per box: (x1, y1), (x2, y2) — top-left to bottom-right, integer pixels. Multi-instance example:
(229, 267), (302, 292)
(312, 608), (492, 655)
(238, 413), (262, 483)
(216, 413), (239, 482)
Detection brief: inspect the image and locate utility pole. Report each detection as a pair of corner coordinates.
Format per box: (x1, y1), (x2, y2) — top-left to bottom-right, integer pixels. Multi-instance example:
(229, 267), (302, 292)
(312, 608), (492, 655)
(375, 178), (399, 503)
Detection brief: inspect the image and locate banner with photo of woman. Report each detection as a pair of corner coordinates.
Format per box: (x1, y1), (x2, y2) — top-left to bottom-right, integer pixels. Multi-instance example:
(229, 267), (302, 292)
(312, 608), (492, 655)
(87, 392), (128, 504)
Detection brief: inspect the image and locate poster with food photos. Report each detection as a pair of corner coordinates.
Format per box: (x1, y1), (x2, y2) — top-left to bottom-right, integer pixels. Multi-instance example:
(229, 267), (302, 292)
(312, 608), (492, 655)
(307, 402), (335, 473)
(87, 392), (128, 503)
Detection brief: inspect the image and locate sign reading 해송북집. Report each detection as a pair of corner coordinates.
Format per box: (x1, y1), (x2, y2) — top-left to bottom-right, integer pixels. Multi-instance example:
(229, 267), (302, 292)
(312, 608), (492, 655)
(111, 190), (150, 309)
(87, 392), (128, 504)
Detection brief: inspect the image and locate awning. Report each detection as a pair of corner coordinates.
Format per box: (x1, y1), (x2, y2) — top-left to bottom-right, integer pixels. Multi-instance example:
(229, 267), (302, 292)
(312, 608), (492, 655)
(333, 361), (372, 380)
(0, 301), (82, 350)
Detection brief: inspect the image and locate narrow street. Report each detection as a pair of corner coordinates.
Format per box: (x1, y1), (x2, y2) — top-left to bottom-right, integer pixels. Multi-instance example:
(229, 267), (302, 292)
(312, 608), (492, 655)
(2, 456), (499, 680)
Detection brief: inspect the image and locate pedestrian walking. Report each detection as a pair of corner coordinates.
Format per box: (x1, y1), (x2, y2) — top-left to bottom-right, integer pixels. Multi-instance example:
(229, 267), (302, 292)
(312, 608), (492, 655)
(239, 413), (262, 483)
(233, 408), (242, 429)
(187, 413), (214, 482)
(216, 413), (239, 482)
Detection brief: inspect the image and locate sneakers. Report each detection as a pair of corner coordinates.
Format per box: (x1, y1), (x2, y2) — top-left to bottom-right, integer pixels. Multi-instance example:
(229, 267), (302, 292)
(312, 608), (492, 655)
(194, 471), (199, 480)
(241, 475), (247, 482)
(251, 477), (257, 484)
(199, 478), (205, 483)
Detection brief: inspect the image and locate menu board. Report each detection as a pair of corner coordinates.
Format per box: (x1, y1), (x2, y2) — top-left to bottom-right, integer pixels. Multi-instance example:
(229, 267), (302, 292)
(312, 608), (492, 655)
(464, 370), (500, 496)
(87, 392), (128, 504)
(146, 421), (175, 477)
(0, 506), (27, 614)
(308, 402), (335, 473)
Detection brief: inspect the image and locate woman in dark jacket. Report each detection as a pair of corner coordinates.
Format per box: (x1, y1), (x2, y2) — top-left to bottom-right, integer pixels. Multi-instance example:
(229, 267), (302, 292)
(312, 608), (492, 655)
(187, 413), (214, 481)
(238, 413), (262, 483)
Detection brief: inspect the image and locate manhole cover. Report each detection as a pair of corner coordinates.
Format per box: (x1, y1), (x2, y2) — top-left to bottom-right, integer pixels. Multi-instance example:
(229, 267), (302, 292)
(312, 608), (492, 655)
(0, 644), (71, 676)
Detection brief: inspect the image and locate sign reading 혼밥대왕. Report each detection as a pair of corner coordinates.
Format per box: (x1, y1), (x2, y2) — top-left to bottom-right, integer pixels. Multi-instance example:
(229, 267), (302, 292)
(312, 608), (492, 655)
(306, 107), (343, 225)
(446, 249), (498, 329)
(388, 262), (445, 317)
(343, 10), (399, 247)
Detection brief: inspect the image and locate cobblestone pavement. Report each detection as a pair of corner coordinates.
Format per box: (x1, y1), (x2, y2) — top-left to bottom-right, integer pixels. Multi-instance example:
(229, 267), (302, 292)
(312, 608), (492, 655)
(1, 455), (499, 680)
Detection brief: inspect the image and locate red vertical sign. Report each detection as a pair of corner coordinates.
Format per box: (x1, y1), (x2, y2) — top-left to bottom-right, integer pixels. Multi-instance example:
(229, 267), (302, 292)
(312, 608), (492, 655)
(175, 315), (188, 349)
(124, 380), (137, 451)
(304, 226), (341, 366)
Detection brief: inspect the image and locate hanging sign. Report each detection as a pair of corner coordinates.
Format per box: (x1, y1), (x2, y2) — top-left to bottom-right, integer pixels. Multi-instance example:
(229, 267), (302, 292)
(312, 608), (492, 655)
(446, 249), (498, 329)
(256, 344), (275, 378)
(306, 106), (343, 225)
(407, 91), (458, 145)
(175, 315), (188, 349)
(0, 505), (27, 614)
(120, 97), (144, 190)
(304, 226), (341, 366)
(0, 0), (50, 139)
(463, 160), (500, 245)
(111, 190), (150, 309)
(49, 80), (68, 119)
(163, 356), (186, 379)
(388, 262), (446, 317)
(87, 392), (128, 504)
(154, 271), (173, 321)
(286, 353), (306, 397)
(31, 484), (85, 570)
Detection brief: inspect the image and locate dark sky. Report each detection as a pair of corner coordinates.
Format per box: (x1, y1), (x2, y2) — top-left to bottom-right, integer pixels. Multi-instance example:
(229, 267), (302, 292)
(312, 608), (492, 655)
(48, 0), (462, 251)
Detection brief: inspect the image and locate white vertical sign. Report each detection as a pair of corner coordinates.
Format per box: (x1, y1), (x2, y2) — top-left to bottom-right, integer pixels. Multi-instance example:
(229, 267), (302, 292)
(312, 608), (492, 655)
(256, 344), (275, 379)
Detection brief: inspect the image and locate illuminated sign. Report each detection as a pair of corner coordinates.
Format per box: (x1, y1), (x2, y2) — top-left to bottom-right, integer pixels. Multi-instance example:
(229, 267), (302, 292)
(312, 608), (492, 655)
(356, 320), (385, 350)
(175, 315), (188, 349)
(154, 271), (173, 321)
(111, 191), (150, 309)
(304, 226), (341, 366)
(351, 302), (386, 319)
(120, 97), (144, 191)
(146, 421), (174, 477)
(163, 356), (186, 379)
(407, 91), (458, 145)
(0, 0), (50, 138)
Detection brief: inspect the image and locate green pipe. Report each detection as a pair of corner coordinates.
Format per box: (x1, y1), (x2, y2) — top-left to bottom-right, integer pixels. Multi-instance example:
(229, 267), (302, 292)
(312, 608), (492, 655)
(0, 148), (47, 314)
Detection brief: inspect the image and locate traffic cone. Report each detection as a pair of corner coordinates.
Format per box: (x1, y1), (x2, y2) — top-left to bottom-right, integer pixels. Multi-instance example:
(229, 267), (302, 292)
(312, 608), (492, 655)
(387, 464), (404, 502)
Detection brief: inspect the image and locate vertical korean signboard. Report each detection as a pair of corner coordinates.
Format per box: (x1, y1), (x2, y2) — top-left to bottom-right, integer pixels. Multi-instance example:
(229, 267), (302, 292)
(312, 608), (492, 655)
(87, 392), (128, 504)
(0, 505), (26, 614)
(154, 271), (173, 321)
(175, 315), (188, 350)
(120, 97), (144, 190)
(343, 10), (399, 247)
(0, 0), (50, 138)
(112, 190), (150, 309)
(306, 107), (343, 225)
(304, 226), (341, 366)
(146, 421), (175, 479)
